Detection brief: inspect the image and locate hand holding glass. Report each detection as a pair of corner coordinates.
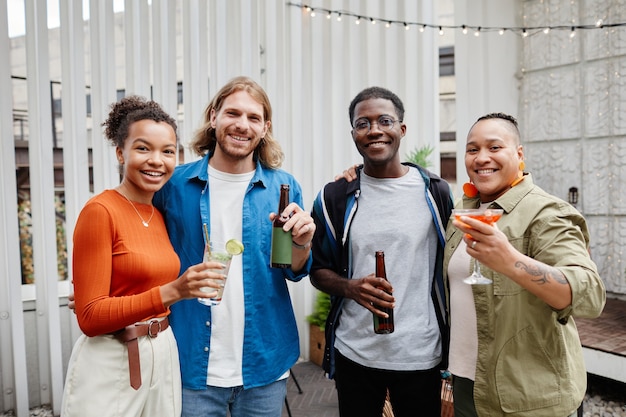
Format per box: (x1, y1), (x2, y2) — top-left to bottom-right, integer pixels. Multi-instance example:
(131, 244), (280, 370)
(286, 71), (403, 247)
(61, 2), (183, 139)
(453, 208), (504, 285)
(198, 242), (232, 306)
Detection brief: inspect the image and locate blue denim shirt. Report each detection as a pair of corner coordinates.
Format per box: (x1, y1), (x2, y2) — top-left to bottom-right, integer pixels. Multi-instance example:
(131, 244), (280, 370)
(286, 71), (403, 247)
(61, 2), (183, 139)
(153, 153), (311, 390)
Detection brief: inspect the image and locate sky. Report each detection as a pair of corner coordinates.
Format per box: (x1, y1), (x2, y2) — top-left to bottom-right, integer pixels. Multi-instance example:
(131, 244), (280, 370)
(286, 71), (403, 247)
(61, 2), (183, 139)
(6, 0), (125, 38)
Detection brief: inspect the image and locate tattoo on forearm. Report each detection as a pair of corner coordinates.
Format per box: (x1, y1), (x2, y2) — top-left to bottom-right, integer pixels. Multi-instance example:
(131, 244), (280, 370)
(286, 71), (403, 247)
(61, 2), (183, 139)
(514, 261), (569, 285)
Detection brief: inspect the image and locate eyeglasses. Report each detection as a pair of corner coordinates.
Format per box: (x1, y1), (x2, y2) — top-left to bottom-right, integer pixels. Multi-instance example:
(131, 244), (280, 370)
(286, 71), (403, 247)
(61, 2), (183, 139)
(352, 116), (401, 135)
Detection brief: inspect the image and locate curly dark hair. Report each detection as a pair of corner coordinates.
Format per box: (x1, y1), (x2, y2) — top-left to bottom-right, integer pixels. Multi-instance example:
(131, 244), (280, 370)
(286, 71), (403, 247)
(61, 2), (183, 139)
(102, 95), (178, 148)
(348, 86), (405, 125)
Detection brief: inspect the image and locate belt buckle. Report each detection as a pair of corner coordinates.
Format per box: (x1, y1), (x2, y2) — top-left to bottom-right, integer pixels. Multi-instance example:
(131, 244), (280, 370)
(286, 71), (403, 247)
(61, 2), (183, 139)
(148, 320), (161, 338)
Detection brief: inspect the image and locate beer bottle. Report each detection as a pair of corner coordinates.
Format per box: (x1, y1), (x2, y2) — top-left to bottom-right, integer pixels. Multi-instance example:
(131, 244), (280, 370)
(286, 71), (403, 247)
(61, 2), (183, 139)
(271, 184), (292, 268)
(373, 250), (394, 334)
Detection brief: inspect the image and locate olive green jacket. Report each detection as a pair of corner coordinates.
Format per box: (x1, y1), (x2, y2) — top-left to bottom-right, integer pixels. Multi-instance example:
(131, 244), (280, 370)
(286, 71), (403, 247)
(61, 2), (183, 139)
(443, 174), (606, 417)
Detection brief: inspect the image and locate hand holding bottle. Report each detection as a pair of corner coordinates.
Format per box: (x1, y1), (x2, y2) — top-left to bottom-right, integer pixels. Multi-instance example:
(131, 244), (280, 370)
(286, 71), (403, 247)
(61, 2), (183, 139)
(269, 184), (315, 270)
(343, 273), (395, 317)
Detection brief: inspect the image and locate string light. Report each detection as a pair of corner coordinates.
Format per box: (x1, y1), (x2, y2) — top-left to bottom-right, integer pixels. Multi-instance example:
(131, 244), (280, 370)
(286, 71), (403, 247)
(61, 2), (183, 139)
(291, 2), (626, 36)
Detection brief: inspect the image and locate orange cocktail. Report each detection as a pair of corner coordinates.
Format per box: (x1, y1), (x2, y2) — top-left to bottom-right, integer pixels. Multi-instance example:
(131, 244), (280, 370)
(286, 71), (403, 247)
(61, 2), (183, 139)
(454, 209), (502, 225)
(452, 208), (504, 284)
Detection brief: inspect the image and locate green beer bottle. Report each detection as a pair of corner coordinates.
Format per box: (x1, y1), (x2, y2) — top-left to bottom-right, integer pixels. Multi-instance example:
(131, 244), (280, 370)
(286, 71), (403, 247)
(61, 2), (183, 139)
(271, 184), (292, 268)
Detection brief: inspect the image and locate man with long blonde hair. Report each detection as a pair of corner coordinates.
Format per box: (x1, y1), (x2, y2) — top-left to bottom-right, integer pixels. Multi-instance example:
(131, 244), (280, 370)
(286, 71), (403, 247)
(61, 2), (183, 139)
(154, 76), (316, 417)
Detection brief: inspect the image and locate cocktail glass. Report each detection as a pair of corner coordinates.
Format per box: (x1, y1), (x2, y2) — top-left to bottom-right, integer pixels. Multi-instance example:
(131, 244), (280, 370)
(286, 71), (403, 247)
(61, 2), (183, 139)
(453, 208), (504, 285)
(198, 241), (232, 306)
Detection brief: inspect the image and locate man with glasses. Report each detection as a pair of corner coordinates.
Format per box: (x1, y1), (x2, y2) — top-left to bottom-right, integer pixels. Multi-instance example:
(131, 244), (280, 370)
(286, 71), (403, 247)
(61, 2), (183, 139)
(309, 86), (453, 416)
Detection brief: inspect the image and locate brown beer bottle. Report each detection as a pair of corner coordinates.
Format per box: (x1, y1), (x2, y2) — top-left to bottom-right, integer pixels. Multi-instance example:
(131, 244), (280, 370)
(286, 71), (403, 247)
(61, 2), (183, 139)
(271, 184), (292, 268)
(373, 250), (394, 334)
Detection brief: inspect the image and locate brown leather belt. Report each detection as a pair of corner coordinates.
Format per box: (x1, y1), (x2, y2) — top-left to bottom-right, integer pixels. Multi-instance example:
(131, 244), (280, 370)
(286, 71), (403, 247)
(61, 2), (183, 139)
(113, 317), (169, 390)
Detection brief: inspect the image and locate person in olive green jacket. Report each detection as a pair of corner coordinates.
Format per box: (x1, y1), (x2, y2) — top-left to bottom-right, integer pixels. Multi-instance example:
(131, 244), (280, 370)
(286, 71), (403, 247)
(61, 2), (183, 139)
(444, 112), (605, 417)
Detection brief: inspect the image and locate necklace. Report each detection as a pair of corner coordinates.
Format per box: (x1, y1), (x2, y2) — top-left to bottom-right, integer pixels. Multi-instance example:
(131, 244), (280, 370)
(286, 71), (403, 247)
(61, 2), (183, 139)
(117, 190), (155, 227)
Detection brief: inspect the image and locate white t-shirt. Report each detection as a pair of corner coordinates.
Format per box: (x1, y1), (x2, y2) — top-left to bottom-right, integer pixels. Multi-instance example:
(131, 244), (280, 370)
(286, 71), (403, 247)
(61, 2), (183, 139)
(206, 165), (253, 387)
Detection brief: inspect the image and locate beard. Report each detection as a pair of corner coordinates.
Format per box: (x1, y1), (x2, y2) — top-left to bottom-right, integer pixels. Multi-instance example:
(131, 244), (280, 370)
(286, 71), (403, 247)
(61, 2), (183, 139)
(215, 134), (260, 161)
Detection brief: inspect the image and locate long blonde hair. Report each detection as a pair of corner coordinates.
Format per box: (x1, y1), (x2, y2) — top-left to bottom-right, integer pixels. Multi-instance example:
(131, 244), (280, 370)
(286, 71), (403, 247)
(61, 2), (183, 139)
(190, 76), (284, 169)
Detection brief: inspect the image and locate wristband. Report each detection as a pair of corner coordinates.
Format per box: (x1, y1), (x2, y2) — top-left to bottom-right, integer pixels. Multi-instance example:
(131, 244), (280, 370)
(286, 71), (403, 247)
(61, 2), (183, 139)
(292, 240), (312, 250)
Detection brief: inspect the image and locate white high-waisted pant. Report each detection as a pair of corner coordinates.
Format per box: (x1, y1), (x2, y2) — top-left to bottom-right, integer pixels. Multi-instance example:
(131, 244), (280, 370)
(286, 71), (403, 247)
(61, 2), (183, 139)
(61, 326), (181, 417)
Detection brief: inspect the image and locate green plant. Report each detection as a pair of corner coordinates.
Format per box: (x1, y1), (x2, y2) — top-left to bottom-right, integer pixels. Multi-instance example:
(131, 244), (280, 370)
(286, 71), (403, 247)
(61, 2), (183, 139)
(405, 144), (434, 168)
(307, 291), (331, 330)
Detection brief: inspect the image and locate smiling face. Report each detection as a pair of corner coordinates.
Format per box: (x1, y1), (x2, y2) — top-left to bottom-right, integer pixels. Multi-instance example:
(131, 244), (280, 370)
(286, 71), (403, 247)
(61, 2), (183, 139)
(465, 118), (524, 202)
(116, 119), (177, 203)
(351, 98), (407, 178)
(209, 90), (270, 173)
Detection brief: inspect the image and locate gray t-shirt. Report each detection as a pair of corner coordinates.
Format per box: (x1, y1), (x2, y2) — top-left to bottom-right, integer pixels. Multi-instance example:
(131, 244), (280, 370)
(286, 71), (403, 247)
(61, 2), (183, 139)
(335, 167), (442, 371)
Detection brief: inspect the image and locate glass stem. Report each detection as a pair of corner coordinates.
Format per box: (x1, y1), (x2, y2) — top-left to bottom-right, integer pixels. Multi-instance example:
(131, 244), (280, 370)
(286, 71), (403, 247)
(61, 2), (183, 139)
(473, 259), (482, 276)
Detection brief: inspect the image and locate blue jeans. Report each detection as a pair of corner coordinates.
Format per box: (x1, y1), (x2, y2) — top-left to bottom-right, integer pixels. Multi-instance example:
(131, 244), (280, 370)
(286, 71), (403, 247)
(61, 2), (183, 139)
(181, 379), (287, 417)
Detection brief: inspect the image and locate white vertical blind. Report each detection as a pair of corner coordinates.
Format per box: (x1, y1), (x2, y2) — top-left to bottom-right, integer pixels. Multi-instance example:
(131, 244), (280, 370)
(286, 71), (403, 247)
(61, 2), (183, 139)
(182, 0), (209, 161)
(0, 0), (29, 414)
(151, 0), (178, 118)
(59, 0), (91, 353)
(23, 0), (64, 413)
(124, 0), (151, 97)
(89, 0), (119, 191)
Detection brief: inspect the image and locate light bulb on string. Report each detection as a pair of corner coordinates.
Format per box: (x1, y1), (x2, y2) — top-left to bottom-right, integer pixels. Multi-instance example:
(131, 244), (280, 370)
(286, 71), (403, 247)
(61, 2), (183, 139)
(386, 21), (391, 28)
(290, 3), (626, 37)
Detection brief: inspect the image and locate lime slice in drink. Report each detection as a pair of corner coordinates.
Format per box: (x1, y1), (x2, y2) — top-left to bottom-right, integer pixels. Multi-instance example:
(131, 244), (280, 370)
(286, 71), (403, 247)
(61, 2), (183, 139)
(226, 239), (244, 255)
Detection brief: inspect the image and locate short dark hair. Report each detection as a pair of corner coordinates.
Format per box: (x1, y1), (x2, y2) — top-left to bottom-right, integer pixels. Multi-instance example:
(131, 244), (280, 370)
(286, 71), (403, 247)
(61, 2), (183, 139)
(474, 112), (521, 144)
(348, 87), (405, 124)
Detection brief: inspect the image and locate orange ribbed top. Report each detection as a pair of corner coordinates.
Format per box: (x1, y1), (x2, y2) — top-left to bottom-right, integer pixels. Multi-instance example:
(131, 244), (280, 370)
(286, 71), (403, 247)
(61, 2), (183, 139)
(72, 189), (181, 336)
